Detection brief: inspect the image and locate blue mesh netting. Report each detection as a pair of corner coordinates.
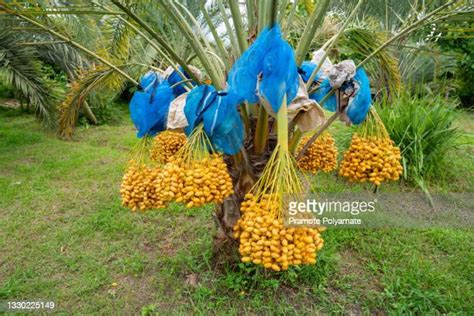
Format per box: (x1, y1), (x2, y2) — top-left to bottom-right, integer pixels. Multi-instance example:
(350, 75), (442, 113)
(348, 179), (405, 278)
(346, 68), (372, 125)
(139, 71), (163, 93)
(167, 66), (194, 97)
(258, 26), (299, 113)
(129, 81), (174, 138)
(184, 85), (244, 155)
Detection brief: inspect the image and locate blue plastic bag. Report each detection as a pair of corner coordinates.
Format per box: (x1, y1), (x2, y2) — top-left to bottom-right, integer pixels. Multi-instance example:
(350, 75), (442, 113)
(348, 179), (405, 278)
(183, 85), (216, 135)
(184, 85), (244, 155)
(258, 27), (299, 113)
(298, 61), (337, 111)
(167, 67), (194, 97)
(226, 27), (275, 106)
(346, 68), (372, 125)
(298, 61), (321, 83)
(139, 71), (163, 93)
(310, 78), (337, 112)
(203, 93), (244, 155)
(129, 81), (174, 138)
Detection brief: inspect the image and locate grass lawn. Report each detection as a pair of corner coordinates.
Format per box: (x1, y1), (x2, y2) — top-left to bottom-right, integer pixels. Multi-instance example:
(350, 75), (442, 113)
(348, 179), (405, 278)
(0, 108), (473, 314)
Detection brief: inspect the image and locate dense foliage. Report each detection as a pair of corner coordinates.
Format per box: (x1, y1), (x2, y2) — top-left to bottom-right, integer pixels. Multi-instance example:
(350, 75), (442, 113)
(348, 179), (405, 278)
(377, 93), (461, 186)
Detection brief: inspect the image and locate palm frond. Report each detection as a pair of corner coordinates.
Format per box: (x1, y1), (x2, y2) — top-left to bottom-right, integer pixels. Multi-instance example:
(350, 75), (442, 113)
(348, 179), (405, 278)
(398, 43), (459, 93)
(38, 42), (89, 77)
(58, 64), (132, 138)
(0, 30), (57, 125)
(340, 19), (402, 94)
(103, 14), (133, 60)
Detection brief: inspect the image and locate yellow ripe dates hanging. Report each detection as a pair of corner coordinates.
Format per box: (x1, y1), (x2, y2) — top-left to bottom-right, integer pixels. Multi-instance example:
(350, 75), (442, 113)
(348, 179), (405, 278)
(120, 161), (166, 212)
(153, 162), (185, 204)
(150, 131), (186, 163)
(233, 193), (325, 271)
(179, 154), (233, 208)
(339, 134), (403, 185)
(297, 133), (338, 173)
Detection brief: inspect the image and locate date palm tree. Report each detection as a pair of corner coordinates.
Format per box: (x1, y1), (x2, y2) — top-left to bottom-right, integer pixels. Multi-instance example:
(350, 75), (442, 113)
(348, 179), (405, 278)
(1, 0), (470, 262)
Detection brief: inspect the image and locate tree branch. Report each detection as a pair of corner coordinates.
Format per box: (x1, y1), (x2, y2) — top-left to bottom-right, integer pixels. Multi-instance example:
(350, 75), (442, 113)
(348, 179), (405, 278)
(296, 112), (340, 160)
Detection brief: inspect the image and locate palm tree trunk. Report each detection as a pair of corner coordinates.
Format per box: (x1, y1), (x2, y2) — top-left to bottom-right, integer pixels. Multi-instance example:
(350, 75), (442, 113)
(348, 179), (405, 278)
(213, 195), (241, 266)
(213, 152), (256, 266)
(82, 101), (98, 125)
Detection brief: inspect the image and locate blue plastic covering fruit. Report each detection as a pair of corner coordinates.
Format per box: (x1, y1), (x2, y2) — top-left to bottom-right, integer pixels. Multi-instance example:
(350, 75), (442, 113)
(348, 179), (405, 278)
(129, 81), (174, 138)
(139, 71), (163, 93)
(298, 61), (320, 83)
(299, 60), (337, 112)
(227, 25), (299, 111)
(258, 26), (299, 113)
(167, 67), (194, 97)
(346, 68), (372, 125)
(227, 27), (273, 105)
(311, 78), (337, 112)
(184, 85), (244, 155)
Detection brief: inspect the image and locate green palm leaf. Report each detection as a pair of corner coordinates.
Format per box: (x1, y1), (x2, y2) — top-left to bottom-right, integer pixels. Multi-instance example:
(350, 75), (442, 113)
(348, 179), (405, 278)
(58, 63), (136, 139)
(340, 19), (402, 94)
(0, 30), (57, 125)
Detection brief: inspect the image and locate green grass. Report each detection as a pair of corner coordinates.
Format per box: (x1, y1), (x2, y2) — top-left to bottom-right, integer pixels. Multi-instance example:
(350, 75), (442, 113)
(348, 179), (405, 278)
(0, 108), (473, 314)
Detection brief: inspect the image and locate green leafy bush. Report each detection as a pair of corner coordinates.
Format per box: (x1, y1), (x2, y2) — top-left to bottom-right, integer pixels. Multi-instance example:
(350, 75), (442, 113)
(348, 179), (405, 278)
(79, 92), (124, 126)
(377, 93), (461, 188)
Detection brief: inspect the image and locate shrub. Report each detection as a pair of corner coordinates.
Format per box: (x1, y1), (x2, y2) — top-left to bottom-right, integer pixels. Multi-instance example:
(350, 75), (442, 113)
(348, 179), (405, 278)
(376, 93), (461, 188)
(79, 93), (123, 126)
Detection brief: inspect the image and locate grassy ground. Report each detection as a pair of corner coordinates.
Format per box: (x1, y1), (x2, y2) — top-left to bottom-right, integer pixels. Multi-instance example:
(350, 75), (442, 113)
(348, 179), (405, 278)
(0, 108), (473, 314)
